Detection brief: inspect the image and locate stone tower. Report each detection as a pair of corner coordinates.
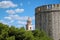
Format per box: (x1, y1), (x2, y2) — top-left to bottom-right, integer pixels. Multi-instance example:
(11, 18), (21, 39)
(35, 4), (60, 40)
(26, 17), (32, 30)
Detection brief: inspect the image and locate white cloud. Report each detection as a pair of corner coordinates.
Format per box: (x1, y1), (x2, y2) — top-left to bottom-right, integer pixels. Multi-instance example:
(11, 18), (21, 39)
(4, 14), (35, 21)
(0, 20), (14, 27)
(18, 21), (26, 25)
(9, 15), (20, 20)
(9, 20), (14, 23)
(9, 15), (28, 20)
(1, 15), (35, 29)
(6, 10), (15, 14)
(4, 15), (20, 21)
(4, 16), (14, 23)
(0, 1), (17, 8)
(31, 16), (35, 20)
(19, 16), (28, 20)
(4, 16), (12, 20)
(17, 25), (25, 28)
(6, 8), (24, 14)
(15, 8), (24, 13)
(4, 14), (35, 27)
(0, 20), (8, 24)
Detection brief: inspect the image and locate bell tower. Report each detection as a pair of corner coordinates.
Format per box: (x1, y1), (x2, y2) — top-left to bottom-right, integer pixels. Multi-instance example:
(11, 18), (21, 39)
(26, 17), (32, 30)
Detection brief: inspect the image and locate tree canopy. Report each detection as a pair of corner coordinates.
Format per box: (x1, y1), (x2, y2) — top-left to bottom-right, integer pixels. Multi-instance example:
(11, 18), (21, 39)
(0, 23), (52, 40)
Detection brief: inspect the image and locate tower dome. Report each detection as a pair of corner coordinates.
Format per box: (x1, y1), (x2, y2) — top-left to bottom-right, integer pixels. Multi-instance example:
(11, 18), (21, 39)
(27, 17), (32, 22)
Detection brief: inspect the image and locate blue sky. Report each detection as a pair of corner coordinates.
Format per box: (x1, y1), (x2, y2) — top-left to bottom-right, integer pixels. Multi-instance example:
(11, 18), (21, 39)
(0, 0), (60, 30)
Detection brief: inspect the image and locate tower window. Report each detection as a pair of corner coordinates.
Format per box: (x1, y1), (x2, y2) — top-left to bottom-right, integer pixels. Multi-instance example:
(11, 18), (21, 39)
(30, 27), (31, 30)
(57, 4), (59, 7)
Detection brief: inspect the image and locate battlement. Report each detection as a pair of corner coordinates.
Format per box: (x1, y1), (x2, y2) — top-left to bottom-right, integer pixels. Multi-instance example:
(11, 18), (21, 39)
(35, 4), (60, 13)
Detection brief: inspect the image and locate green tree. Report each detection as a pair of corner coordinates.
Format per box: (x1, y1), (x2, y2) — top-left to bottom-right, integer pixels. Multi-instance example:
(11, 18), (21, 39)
(6, 36), (15, 40)
(24, 31), (34, 40)
(15, 27), (25, 40)
(0, 23), (52, 40)
(33, 29), (52, 40)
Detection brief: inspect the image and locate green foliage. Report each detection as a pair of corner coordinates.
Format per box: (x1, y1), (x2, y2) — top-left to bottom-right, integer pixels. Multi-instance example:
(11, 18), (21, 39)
(24, 31), (34, 40)
(6, 36), (15, 40)
(0, 23), (52, 40)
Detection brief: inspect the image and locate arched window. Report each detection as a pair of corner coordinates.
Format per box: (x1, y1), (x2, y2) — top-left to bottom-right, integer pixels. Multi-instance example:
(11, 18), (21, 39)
(57, 4), (59, 7)
(30, 27), (31, 30)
